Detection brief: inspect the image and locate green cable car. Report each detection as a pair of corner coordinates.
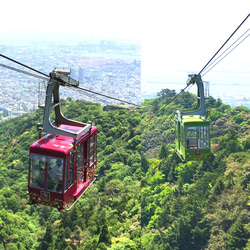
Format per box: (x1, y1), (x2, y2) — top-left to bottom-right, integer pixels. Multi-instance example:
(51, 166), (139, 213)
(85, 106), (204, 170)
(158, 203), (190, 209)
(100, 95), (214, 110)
(175, 74), (211, 161)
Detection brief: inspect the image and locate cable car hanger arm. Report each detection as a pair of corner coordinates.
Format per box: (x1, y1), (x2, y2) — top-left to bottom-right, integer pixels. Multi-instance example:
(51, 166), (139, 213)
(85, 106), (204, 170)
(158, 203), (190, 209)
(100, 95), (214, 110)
(43, 70), (92, 140)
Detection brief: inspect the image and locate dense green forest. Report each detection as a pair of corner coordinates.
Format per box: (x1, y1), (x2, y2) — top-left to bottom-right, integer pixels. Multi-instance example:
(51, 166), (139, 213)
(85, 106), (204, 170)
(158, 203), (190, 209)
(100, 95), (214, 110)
(141, 89), (250, 249)
(1, 90), (250, 249)
(0, 99), (141, 249)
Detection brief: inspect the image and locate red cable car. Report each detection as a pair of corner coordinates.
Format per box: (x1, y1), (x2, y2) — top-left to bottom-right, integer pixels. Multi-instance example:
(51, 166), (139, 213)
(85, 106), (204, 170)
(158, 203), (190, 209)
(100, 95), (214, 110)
(28, 125), (97, 211)
(28, 69), (97, 211)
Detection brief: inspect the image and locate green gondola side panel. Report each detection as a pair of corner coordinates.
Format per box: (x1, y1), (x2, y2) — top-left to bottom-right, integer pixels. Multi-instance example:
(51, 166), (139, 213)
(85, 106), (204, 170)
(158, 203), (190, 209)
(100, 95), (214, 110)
(175, 113), (211, 161)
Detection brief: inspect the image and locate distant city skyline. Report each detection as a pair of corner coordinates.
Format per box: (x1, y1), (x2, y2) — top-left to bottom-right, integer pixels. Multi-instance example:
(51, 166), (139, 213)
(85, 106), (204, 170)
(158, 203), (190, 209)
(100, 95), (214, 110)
(1, 0), (250, 108)
(0, 41), (140, 121)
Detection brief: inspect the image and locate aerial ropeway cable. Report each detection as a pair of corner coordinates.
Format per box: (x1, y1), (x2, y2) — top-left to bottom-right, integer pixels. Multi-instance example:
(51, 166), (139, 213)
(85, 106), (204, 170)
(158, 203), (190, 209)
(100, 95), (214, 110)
(201, 28), (250, 77)
(198, 13), (250, 76)
(168, 13), (250, 104)
(0, 53), (49, 78)
(67, 85), (113, 105)
(0, 63), (49, 81)
(72, 85), (140, 106)
(0, 54), (140, 107)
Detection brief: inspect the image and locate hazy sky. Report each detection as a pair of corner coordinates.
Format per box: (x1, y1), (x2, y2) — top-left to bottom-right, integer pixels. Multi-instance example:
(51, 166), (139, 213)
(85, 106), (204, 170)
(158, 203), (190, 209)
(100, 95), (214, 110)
(0, 0), (141, 40)
(141, 1), (250, 97)
(1, 0), (250, 97)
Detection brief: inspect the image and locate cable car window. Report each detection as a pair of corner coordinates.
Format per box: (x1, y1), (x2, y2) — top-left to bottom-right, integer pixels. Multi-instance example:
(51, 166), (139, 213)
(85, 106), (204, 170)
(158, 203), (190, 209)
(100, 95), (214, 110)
(69, 152), (74, 187)
(186, 127), (197, 149)
(198, 127), (204, 149)
(94, 135), (97, 162)
(198, 126), (209, 149)
(86, 142), (89, 168)
(47, 157), (64, 192)
(175, 120), (178, 139)
(64, 159), (69, 192)
(77, 144), (84, 176)
(186, 126), (209, 149)
(90, 137), (95, 165)
(181, 125), (184, 146)
(78, 144), (83, 167)
(29, 154), (46, 189)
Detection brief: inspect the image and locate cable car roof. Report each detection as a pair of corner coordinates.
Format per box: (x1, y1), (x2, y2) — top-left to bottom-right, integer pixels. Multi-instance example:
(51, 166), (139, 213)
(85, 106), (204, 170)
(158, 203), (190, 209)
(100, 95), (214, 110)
(182, 116), (209, 125)
(30, 125), (97, 156)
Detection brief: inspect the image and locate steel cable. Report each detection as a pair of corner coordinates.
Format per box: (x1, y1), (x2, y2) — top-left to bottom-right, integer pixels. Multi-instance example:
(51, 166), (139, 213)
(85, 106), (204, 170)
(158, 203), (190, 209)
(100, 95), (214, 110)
(168, 13), (250, 104)
(198, 13), (250, 75)
(0, 55), (140, 107)
(0, 54), (50, 78)
(202, 33), (250, 77)
(66, 86), (112, 105)
(72, 86), (140, 107)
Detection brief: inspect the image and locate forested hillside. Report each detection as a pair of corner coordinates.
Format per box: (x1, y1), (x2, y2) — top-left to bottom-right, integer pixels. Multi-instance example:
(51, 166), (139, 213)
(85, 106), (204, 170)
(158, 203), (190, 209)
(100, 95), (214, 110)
(141, 89), (250, 249)
(0, 99), (141, 250)
(1, 90), (250, 249)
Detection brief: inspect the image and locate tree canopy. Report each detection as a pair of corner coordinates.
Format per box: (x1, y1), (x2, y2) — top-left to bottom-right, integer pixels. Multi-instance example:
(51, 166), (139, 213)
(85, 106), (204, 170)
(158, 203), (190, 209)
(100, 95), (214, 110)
(0, 98), (141, 249)
(141, 89), (250, 250)
(1, 90), (250, 249)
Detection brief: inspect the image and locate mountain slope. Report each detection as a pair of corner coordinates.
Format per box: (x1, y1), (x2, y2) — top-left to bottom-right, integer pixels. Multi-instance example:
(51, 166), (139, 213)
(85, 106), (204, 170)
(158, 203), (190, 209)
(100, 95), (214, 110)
(141, 89), (250, 250)
(0, 99), (141, 250)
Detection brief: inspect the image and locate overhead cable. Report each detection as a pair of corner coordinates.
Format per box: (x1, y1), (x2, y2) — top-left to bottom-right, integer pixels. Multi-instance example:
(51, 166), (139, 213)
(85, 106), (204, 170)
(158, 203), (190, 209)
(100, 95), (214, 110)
(67, 86), (111, 105)
(168, 13), (250, 104)
(0, 63), (49, 81)
(0, 54), (140, 107)
(0, 54), (50, 78)
(168, 84), (190, 104)
(198, 13), (250, 75)
(72, 86), (140, 107)
(202, 32), (250, 77)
